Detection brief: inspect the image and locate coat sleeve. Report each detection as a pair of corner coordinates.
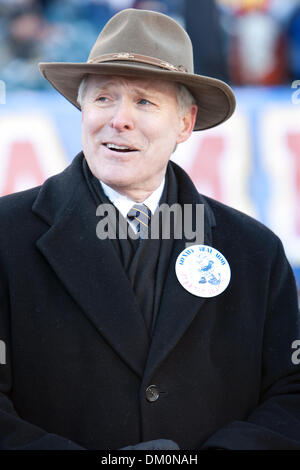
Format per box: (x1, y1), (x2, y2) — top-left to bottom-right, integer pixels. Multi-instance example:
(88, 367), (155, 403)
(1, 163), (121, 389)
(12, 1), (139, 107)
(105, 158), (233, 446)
(201, 238), (300, 450)
(0, 263), (85, 450)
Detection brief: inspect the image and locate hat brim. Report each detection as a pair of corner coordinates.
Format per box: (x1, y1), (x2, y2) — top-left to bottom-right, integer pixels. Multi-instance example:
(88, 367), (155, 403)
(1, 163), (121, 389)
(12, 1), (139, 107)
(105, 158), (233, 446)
(39, 61), (236, 131)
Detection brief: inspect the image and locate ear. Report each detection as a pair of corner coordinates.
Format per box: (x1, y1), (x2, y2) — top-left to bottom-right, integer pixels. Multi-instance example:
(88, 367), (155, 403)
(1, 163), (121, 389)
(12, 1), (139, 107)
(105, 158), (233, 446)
(176, 104), (198, 144)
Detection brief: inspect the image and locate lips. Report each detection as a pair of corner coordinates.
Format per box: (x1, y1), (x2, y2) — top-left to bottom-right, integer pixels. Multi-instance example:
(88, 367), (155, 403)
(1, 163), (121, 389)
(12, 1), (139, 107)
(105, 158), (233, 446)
(103, 143), (138, 153)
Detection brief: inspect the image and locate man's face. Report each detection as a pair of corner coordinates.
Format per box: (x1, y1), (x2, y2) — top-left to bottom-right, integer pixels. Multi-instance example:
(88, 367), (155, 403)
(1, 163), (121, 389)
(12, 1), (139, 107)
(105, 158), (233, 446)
(81, 75), (197, 199)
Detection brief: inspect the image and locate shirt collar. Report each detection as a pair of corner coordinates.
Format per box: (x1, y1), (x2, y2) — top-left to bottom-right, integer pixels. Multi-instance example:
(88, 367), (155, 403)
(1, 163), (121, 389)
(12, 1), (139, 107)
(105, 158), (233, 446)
(99, 178), (165, 219)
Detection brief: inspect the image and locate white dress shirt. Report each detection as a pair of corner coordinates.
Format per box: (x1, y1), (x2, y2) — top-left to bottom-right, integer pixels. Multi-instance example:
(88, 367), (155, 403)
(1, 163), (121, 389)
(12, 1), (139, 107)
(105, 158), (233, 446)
(99, 178), (165, 232)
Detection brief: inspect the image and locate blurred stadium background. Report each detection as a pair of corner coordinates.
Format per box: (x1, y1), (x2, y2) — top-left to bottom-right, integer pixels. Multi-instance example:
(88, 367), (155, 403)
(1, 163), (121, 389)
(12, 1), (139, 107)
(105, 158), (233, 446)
(0, 0), (300, 301)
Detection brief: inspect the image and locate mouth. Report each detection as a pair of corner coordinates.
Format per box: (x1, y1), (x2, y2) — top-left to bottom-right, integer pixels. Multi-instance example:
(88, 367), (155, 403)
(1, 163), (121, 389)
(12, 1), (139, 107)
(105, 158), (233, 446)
(103, 143), (138, 153)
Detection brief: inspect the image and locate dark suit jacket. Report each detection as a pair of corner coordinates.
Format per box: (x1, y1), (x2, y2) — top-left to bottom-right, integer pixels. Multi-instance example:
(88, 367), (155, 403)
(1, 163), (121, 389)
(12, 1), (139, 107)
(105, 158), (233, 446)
(0, 152), (300, 450)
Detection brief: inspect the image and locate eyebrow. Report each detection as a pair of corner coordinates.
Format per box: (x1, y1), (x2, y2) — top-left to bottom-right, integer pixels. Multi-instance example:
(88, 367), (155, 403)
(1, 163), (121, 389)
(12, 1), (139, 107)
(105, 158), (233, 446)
(90, 81), (161, 98)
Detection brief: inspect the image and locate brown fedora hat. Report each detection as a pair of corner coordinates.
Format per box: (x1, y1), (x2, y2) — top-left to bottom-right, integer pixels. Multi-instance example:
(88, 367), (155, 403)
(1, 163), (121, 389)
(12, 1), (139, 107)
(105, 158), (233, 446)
(39, 8), (235, 131)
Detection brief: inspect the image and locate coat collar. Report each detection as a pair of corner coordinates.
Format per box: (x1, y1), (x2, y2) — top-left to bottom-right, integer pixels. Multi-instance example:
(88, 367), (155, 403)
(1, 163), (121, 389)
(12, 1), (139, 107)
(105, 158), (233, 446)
(32, 152), (216, 381)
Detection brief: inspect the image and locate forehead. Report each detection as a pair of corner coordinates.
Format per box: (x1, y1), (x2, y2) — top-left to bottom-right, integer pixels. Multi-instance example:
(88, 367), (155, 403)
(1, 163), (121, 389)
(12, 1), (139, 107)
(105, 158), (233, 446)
(85, 74), (178, 98)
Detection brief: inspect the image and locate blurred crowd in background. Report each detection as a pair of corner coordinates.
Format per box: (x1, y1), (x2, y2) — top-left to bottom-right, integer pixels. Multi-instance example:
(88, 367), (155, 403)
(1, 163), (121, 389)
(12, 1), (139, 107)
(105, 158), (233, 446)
(1, 0), (300, 91)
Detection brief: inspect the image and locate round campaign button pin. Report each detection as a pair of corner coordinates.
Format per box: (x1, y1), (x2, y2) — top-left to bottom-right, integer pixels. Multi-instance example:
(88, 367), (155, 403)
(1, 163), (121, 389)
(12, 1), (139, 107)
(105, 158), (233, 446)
(175, 245), (231, 298)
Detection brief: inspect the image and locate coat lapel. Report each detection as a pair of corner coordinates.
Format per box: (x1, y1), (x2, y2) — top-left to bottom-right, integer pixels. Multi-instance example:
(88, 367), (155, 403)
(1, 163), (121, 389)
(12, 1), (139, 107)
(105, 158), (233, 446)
(32, 154), (149, 378)
(143, 162), (216, 382)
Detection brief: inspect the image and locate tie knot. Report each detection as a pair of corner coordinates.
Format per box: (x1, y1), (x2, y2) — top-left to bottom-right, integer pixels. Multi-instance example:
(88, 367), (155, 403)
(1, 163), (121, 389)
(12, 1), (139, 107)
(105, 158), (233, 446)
(127, 204), (151, 239)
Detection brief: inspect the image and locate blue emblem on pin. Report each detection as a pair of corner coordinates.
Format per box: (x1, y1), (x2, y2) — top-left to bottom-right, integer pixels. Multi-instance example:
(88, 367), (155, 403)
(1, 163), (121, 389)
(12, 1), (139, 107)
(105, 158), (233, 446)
(175, 245), (231, 298)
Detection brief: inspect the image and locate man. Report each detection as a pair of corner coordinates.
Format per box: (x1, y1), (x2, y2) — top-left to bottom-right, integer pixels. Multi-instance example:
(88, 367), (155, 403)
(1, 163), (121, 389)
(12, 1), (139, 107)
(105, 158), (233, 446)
(0, 8), (300, 450)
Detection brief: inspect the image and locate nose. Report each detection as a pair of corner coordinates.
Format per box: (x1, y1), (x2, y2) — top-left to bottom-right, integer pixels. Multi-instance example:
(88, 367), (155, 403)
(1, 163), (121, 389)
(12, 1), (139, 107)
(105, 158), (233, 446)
(110, 99), (135, 131)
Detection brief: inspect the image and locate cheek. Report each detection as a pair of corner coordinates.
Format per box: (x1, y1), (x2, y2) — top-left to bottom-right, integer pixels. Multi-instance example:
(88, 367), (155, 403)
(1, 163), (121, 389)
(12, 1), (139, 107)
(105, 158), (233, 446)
(82, 117), (101, 160)
(149, 124), (179, 154)
(82, 108), (104, 136)
(146, 115), (179, 145)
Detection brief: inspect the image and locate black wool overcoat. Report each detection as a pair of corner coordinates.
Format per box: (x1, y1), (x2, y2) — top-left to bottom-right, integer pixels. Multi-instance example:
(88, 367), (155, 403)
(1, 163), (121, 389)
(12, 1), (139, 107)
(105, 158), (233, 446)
(0, 152), (300, 450)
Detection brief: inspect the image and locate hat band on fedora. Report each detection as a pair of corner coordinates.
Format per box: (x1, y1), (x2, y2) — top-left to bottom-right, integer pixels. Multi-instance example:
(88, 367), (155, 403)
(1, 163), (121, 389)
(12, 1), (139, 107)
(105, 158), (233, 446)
(87, 52), (189, 73)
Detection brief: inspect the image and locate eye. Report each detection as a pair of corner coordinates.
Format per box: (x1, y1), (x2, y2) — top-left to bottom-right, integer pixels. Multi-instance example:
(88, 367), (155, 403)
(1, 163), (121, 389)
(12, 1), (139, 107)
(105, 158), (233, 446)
(138, 98), (152, 105)
(96, 96), (109, 103)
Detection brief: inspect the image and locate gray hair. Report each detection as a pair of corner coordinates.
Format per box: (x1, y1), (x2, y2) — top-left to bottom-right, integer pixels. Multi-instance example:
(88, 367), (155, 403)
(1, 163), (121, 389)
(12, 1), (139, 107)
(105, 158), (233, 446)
(77, 75), (196, 116)
(77, 76), (88, 107)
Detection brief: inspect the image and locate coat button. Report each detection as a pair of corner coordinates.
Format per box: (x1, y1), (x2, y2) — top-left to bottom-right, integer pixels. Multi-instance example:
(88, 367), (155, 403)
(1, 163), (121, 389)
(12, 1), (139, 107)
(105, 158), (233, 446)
(146, 384), (160, 402)
(146, 385), (159, 402)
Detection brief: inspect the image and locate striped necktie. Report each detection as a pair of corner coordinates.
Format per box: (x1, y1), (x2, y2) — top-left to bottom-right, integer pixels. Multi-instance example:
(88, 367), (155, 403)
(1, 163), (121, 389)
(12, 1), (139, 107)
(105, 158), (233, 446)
(127, 204), (151, 239)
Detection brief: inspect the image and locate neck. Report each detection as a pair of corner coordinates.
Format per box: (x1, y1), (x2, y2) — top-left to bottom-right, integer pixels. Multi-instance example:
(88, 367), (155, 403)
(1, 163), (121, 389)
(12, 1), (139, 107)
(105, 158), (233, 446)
(110, 187), (154, 202)
(103, 178), (165, 202)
